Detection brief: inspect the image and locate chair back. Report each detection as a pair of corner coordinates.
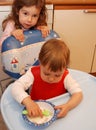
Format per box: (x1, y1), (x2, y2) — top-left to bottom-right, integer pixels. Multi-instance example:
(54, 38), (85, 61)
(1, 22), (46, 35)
(1, 29), (60, 79)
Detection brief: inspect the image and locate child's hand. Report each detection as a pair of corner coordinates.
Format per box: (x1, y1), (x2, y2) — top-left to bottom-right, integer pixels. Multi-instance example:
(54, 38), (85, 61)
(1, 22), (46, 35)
(36, 25), (50, 38)
(12, 29), (25, 42)
(22, 96), (43, 117)
(54, 104), (70, 118)
(55, 92), (83, 118)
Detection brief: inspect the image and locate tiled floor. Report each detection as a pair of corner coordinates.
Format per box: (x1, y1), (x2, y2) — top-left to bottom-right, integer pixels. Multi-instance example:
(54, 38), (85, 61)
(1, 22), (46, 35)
(0, 57), (14, 130)
(0, 111), (8, 130)
(0, 77), (13, 130)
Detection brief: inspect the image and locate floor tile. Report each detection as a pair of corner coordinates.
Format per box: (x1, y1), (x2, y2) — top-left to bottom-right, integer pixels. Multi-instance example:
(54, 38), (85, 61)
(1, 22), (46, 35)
(0, 111), (7, 130)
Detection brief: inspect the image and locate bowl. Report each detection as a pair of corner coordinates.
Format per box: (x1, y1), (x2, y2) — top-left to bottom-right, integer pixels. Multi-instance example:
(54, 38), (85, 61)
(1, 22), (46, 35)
(22, 100), (57, 129)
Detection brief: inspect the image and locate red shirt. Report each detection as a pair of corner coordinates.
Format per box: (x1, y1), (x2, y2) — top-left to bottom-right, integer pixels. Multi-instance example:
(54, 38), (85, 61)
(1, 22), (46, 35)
(30, 66), (69, 100)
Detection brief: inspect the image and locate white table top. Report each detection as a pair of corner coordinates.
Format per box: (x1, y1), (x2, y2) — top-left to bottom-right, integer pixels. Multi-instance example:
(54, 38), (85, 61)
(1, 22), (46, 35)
(0, 69), (96, 130)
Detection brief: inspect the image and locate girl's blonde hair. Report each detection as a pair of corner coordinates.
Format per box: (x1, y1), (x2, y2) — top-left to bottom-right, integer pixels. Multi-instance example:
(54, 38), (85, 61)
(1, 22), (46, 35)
(39, 38), (70, 72)
(2, 0), (47, 30)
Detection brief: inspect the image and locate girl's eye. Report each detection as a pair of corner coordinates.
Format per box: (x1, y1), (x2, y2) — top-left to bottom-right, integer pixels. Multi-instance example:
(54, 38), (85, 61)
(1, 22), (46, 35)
(23, 12), (28, 15)
(32, 14), (39, 18)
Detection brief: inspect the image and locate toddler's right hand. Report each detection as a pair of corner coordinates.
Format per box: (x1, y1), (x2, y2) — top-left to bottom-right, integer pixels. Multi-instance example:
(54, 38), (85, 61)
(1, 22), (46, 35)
(22, 96), (43, 117)
(12, 29), (25, 42)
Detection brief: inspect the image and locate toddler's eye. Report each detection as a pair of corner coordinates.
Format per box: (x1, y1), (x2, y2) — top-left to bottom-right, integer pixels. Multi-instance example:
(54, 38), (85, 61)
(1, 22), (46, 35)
(44, 73), (50, 76)
(55, 74), (61, 77)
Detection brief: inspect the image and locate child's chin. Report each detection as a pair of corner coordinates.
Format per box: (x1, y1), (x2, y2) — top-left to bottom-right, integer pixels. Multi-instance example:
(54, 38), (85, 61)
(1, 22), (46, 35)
(46, 81), (59, 84)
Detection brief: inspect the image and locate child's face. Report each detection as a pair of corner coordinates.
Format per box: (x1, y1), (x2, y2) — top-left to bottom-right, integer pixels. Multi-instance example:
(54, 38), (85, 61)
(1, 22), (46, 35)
(18, 5), (41, 29)
(40, 65), (65, 83)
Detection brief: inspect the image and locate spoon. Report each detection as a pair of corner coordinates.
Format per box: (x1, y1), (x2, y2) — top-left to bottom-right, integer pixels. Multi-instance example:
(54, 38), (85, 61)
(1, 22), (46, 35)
(22, 109), (51, 116)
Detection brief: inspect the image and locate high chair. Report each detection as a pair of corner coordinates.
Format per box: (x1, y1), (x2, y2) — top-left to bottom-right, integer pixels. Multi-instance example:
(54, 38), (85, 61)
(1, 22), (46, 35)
(0, 29), (60, 92)
(1, 67), (96, 130)
(1, 29), (96, 130)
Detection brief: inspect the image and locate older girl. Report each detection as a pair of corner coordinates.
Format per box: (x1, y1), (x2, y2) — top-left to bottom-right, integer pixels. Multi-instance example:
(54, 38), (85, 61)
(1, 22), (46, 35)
(0, 0), (49, 48)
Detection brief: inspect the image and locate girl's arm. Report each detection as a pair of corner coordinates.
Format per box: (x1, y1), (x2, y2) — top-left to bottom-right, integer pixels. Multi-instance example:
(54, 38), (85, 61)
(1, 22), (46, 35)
(55, 92), (83, 118)
(36, 25), (50, 37)
(11, 68), (34, 103)
(22, 96), (43, 117)
(12, 29), (25, 42)
(55, 73), (83, 118)
(12, 67), (43, 117)
(0, 21), (15, 48)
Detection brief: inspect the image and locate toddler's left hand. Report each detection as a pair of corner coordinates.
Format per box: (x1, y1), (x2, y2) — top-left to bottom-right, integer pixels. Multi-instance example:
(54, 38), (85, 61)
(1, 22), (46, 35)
(54, 103), (70, 118)
(36, 25), (50, 38)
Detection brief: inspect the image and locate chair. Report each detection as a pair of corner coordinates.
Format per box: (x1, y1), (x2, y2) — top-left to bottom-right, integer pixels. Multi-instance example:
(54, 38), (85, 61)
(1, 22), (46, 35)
(0, 29), (60, 92)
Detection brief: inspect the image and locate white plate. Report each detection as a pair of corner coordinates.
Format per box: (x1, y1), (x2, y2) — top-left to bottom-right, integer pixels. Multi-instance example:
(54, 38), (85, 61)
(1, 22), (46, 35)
(22, 100), (57, 128)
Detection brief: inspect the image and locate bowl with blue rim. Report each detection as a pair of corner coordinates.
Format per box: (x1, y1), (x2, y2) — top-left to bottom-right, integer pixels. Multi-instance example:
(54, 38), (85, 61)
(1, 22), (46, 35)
(22, 100), (57, 129)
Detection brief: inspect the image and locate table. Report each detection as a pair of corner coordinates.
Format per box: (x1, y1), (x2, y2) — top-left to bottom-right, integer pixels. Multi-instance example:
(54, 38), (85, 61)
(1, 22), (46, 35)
(0, 69), (96, 130)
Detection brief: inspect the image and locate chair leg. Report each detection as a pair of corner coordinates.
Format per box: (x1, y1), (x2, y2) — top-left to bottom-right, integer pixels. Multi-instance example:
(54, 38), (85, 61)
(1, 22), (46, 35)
(0, 81), (3, 94)
(0, 77), (12, 94)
